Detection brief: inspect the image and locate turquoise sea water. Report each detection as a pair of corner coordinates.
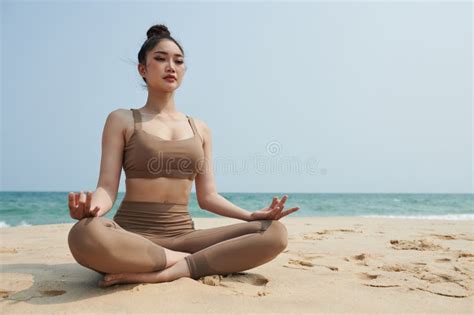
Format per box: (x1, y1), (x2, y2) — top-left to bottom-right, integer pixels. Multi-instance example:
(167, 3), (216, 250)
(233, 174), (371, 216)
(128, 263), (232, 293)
(0, 192), (472, 228)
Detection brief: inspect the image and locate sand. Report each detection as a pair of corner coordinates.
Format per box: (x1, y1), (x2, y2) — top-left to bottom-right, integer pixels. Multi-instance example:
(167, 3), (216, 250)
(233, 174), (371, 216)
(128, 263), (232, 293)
(0, 217), (473, 314)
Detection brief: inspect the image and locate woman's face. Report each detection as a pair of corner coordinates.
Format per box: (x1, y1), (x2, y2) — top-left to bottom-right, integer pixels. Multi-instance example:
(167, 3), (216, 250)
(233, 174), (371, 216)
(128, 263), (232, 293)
(139, 39), (186, 92)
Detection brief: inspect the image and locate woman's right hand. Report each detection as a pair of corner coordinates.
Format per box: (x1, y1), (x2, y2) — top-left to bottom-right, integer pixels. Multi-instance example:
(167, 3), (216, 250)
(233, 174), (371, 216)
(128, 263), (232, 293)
(68, 191), (101, 220)
(248, 195), (300, 221)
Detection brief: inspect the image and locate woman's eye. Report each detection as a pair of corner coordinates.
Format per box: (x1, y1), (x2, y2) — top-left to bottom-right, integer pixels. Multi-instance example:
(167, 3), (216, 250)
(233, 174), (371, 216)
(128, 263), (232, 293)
(155, 58), (184, 65)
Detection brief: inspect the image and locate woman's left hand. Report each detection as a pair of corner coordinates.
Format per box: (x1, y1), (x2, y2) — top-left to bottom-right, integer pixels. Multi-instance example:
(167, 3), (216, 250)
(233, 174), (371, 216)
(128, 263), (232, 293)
(248, 195), (300, 221)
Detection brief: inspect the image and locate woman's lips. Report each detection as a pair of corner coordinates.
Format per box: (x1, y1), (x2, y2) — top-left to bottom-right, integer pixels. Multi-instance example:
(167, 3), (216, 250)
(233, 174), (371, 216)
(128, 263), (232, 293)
(164, 77), (176, 82)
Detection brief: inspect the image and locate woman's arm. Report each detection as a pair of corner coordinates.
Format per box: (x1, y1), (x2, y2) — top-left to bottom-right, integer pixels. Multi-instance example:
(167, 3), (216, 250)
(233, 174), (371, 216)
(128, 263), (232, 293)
(89, 109), (127, 217)
(194, 119), (253, 221)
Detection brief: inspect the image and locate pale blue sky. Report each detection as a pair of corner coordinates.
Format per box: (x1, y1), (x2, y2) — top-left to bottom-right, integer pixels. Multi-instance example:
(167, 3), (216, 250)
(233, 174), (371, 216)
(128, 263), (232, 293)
(1, 1), (472, 193)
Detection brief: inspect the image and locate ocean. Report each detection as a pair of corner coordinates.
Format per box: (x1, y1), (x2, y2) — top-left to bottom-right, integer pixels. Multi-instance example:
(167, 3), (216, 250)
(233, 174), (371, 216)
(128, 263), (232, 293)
(0, 192), (472, 228)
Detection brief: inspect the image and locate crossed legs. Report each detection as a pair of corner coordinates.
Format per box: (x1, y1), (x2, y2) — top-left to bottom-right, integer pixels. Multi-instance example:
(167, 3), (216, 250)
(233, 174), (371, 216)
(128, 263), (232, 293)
(67, 217), (288, 286)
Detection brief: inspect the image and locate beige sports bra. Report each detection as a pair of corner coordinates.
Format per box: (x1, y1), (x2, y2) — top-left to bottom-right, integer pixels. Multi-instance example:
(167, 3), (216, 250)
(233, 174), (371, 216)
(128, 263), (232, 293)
(122, 108), (205, 180)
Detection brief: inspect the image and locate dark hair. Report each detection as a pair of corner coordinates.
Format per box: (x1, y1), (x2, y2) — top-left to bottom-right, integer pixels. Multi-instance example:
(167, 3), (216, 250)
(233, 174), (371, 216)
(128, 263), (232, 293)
(138, 24), (185, 84)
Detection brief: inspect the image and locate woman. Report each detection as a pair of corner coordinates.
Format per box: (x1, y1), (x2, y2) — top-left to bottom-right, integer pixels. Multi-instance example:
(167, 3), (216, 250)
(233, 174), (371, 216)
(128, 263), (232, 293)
(67, 24), (300, 288)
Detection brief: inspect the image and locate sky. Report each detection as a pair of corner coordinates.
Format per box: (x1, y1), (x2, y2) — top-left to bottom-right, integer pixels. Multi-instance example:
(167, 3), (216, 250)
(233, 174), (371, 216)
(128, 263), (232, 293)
(1, 1), (472, 193)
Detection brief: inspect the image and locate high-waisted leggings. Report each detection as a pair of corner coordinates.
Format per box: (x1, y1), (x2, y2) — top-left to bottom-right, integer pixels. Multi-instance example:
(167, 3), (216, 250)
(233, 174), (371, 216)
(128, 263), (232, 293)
(67, 201), (288, 280)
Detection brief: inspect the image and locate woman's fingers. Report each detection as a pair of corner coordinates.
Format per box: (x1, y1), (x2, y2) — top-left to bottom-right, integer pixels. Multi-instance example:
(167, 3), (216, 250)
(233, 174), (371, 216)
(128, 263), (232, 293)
(277, 207), (300, 220)
(262, 196), (279, 213)
(85, 191), (92, 213)
(78, 191), (86, 207)
(68, 192), (79, 218)
(68, 192), (76, 210)
(269, 194), (286, 210)
(270, 195), (287, 216)
(76, 191), (85, 217)
(74, 192), (81, 209)
(270, 196), (279, 209)
(90, 206), (100, 217)
(68, 191), (98, 220)
(277, 195), (288, 208)
(269, 204), (282, 219)
(74, 192), (80, 208)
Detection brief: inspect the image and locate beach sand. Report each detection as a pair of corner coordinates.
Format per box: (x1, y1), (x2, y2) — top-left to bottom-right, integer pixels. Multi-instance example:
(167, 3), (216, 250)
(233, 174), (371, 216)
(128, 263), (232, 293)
(0, 217), (473, 314)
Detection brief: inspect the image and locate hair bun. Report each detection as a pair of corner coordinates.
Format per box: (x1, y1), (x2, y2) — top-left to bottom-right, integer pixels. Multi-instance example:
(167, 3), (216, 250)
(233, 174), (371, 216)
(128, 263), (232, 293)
(146, 24), (171, 39)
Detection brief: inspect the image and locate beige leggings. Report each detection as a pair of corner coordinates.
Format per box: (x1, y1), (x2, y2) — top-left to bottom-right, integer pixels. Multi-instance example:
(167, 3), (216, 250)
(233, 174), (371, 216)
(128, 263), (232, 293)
(67, 202), (288, 280)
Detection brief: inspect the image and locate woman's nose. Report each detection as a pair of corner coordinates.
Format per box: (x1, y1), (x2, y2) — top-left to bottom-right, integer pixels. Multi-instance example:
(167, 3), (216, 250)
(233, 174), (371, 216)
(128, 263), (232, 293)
(165, 62), (176, 71)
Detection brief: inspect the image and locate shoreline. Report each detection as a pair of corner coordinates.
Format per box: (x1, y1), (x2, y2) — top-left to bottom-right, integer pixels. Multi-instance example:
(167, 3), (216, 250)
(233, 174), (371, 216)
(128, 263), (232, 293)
(1, 214), (473, 230)
(1, 217), (473, 313)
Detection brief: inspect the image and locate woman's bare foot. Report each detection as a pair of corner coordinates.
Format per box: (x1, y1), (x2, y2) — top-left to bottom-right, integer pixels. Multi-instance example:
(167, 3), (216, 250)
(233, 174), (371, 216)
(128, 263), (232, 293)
(98, 254), (193, 288)
(164, 249), (191, 268)
(98, 271), (161, 287)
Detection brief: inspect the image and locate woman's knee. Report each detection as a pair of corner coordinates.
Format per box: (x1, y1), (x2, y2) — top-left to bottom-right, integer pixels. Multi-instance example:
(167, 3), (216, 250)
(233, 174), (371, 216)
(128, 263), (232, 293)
(69, 216), (99, 236)
(68, 217), (116, 269)
(68, 217), (108, 254)
(261, 219), (288, 252)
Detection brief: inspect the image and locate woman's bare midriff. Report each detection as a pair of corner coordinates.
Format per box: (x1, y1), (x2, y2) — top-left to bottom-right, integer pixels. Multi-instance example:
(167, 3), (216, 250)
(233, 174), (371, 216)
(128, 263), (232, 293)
(123, 177), (193, 205)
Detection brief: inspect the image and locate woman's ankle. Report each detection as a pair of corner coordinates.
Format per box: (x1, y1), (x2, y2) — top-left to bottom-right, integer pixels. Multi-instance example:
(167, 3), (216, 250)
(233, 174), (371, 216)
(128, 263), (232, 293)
(164, 249), (191, 268)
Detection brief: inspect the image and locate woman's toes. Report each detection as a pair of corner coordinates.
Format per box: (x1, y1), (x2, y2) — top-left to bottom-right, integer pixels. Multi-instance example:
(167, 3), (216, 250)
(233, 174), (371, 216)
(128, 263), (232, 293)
(97, 271), (161, 287)
(98, 274), (122, 287)
(105, 274), (119, 281)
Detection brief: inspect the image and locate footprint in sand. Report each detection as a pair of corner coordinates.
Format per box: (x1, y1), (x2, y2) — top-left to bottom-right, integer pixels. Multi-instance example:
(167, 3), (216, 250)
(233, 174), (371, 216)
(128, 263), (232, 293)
(357, 272), (380, 280)
(429, 233), (474, 241)
(415, 286), (472, 298)
(281, 258), (314, 270)
(345, 253), (383, 267)
(288, 258), (314, 267)
(283, 258), (339, 271)
(359, 265), (415, 289)
(302, 234), (325, 241)
(457, 251), (474, 259)
(358, 273), (401, 288)
(1, 289), (66, 301)
(413, 272), (472, 297)
(199, 272), (269, 287)
(374, 262), (473, 298)
(357, 271), (400, 288)
(198, 273), (271, 297)
(302, 228), (363, 240)
(378, 263), (426, 273)
(453, 265), (473, 278)
(0, 247), (18, 254)
(389, 239), (446, 251)
(352, 253), (378, 260)
(363, 283), (400, 288)
(0, 290), (15, 298)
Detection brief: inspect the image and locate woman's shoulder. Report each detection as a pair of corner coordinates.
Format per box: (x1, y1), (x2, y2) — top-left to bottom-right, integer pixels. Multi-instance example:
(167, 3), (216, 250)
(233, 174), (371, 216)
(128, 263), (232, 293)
(190, 116), (210, 134)
(107, 108), (133, 121)
(189, 116), (211, 146)
(104, 108), (134, 129)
